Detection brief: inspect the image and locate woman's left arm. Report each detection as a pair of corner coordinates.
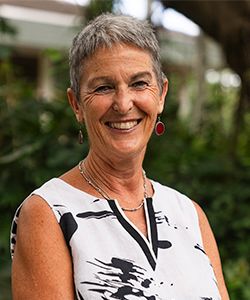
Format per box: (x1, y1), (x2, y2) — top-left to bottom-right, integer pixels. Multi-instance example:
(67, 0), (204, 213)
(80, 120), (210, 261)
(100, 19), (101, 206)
(193, 201), (230, 300)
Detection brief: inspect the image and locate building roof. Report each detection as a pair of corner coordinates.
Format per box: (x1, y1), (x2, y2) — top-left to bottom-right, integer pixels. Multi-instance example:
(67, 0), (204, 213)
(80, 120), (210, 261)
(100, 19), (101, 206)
(0, 0), (85, 50)
(0, 0), (83, 15)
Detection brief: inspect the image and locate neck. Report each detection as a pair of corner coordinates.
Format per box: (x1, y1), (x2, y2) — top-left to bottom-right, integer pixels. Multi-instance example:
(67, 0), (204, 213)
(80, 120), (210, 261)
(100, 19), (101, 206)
(82, 149), (149, 203)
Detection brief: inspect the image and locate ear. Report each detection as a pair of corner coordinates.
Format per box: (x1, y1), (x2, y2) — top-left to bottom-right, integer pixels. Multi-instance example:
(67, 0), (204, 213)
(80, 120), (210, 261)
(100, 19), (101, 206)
(67, 88), (84, 122)
(157, 78), (168, 114)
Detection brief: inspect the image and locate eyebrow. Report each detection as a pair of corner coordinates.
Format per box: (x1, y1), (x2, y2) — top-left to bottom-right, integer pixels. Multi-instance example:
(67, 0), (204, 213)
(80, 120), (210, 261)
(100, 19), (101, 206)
(130, 71), (153, 82)
(87, 71), (153, 88)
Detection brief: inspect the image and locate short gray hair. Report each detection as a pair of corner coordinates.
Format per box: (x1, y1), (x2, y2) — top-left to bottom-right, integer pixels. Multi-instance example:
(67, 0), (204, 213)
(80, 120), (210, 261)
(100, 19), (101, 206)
(69, 13), (164, 101)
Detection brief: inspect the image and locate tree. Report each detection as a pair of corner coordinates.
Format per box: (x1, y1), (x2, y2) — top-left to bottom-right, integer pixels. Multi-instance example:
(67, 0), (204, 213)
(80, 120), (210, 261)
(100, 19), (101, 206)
(161, 0), (250, 152)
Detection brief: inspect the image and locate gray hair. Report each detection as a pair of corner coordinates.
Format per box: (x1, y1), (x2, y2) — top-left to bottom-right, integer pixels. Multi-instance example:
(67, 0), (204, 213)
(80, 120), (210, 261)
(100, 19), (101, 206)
(69, 13), (164, 101)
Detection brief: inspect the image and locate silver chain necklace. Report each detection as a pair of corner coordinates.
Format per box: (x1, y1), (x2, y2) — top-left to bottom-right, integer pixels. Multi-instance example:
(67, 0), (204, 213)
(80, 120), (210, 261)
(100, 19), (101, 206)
(78, 160), (148, 212)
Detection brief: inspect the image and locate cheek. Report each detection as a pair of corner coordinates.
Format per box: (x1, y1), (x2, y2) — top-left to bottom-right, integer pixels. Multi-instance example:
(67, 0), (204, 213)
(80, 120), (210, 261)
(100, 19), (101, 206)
(82, 100), (113, 139)
(82, 94), (112, 120)
(137, 89), (161, 114)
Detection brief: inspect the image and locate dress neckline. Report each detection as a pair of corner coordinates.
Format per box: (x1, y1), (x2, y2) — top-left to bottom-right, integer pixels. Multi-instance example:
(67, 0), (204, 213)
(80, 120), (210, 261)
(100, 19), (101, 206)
(53, 177), (156, 203)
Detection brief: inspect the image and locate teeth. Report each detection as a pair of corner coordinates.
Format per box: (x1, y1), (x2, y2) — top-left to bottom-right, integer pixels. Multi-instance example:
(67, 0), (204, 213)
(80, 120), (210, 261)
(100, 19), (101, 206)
(109, 121), (138, 129)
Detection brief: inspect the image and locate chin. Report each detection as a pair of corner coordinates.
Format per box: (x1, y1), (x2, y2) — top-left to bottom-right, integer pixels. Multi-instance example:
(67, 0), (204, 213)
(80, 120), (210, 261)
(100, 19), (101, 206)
(109, 141), (146, 158)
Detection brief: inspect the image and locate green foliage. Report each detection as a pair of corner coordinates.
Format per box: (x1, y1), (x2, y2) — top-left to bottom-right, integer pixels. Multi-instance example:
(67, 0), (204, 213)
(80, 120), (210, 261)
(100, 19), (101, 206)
(0, 58), (89, 300)
(85, 0), (114, 21)
(0, 17), (17, 35)
(225, 259), (250, 299)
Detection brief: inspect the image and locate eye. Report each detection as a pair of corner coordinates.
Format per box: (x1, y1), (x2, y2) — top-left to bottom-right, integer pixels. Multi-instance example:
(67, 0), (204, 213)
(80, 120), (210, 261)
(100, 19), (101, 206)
(131, 81), (149, 90)
(94, 85), (113, 94)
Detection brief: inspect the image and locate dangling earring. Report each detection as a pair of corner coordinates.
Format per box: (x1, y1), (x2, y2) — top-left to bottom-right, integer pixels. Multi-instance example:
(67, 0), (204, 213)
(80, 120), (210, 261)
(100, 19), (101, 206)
(155, 115), (165, 136)
(78, 126), (84, 144)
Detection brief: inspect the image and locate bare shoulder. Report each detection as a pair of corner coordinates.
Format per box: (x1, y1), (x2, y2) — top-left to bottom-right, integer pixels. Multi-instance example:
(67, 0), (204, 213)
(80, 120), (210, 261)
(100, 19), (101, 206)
(192, 201), (230, 300)
(17, 194), (55, 225)
(14, 194), (63, 252)
(12, 194), (75, 300)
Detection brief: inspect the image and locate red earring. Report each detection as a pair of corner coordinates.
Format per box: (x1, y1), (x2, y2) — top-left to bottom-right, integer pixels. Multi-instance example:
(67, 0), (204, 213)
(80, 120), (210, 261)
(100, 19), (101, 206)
(155, 116), (165, 136)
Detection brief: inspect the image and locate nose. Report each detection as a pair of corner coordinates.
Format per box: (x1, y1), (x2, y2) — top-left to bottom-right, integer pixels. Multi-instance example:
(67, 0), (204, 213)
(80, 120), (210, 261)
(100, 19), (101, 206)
(112, 87), (133, 114)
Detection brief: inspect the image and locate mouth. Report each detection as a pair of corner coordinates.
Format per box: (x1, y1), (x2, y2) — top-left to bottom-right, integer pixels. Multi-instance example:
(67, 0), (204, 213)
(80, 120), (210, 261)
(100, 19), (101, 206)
(105, 119), (142, 130)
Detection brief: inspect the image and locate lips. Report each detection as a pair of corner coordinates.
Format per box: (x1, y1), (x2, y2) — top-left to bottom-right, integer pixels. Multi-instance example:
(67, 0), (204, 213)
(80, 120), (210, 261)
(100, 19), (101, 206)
(106, 120), (141, 130)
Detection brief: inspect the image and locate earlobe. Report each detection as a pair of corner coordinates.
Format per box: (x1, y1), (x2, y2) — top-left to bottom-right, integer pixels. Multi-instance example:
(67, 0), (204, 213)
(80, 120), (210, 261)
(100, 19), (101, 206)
(67, 88), (83, 122)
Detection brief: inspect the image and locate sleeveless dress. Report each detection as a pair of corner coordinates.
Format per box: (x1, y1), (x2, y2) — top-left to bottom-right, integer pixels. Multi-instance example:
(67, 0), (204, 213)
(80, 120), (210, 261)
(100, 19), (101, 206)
(10, 178), (221, 300)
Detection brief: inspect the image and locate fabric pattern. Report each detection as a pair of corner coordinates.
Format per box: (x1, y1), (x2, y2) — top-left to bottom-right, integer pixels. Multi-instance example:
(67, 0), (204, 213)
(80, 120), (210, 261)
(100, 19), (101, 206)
(10, 178), (221, 300)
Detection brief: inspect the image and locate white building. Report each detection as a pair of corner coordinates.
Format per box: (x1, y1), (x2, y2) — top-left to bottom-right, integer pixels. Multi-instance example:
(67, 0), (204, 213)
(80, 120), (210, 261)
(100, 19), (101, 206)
(0, 0), (85, 99)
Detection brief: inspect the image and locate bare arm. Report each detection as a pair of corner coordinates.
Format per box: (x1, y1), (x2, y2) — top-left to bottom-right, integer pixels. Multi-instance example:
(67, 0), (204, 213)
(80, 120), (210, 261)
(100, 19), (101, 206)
(193, 201), (230, 300)
(12, 195), (75, 300)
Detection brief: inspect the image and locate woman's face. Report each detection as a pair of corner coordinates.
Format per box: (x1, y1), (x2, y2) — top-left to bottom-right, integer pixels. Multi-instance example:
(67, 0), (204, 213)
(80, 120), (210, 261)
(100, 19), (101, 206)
(68, 43), (168, 160)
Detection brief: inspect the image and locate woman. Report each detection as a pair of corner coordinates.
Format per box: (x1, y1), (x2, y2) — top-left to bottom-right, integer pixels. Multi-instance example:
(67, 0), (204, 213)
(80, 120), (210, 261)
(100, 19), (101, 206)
(11, 13), (229, 299)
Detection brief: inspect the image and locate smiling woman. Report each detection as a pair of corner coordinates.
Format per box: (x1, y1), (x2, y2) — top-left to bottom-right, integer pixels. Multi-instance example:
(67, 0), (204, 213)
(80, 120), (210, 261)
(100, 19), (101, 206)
(10, 13), (229, 300)
(67, 44), (165, 159)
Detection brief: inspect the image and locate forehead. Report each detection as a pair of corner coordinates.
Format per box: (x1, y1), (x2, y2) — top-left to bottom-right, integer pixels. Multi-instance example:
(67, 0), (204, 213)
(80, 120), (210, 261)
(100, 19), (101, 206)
(81, 43), (155, 80)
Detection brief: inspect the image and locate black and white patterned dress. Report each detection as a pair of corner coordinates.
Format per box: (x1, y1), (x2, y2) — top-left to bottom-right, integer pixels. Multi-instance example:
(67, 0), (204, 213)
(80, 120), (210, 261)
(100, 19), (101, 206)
(11, 178), (221, 300)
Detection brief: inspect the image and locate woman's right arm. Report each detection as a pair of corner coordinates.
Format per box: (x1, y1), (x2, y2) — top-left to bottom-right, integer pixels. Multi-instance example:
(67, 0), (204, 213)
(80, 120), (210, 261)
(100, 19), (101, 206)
(12, 195), (75, 300)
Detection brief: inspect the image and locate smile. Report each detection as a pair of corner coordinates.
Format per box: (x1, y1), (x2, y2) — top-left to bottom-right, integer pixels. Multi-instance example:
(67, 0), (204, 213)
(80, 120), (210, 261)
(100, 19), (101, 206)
(106, 120), (141, 130)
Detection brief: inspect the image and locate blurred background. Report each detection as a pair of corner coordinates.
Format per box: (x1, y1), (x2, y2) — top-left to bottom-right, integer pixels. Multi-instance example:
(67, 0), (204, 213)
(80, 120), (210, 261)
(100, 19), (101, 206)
(0, 0), (249, 299)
